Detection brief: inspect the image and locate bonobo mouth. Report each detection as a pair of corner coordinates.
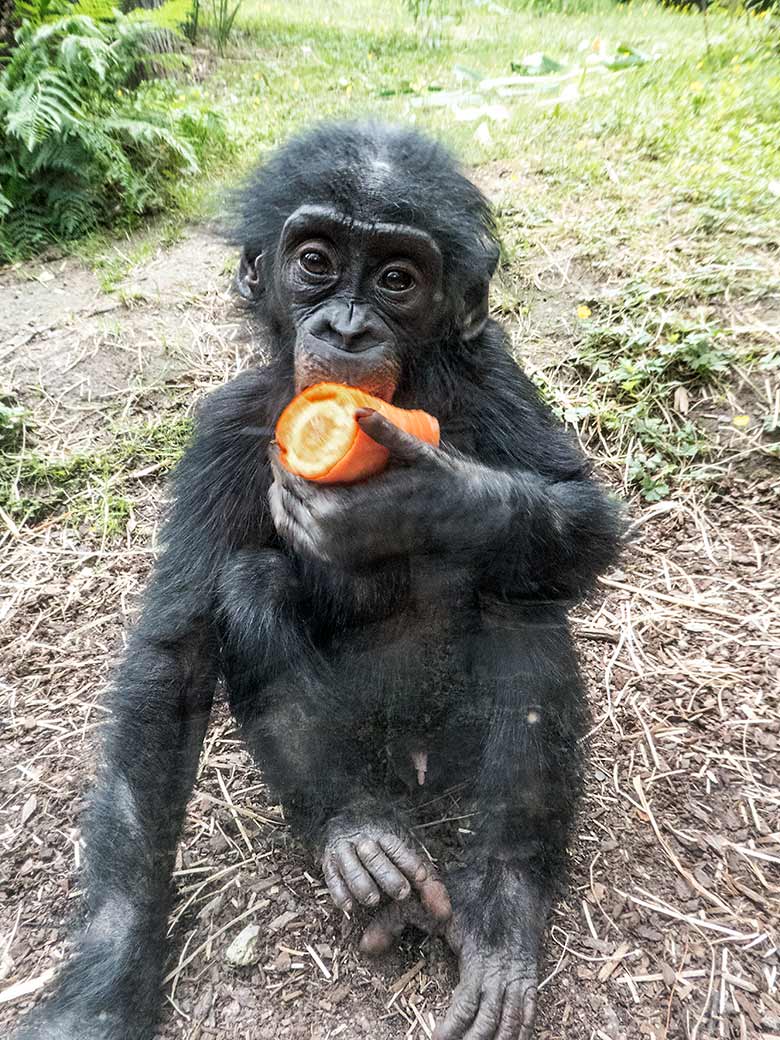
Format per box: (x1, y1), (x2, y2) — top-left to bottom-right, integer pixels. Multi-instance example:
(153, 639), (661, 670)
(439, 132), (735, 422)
(298, 375), (396, 403)
(293, 331), (401, 404)
(294, 348), (399, 403)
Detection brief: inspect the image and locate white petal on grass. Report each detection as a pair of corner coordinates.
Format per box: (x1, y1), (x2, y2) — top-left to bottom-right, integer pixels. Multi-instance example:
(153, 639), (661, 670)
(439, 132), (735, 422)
(474, 122), (493, 147)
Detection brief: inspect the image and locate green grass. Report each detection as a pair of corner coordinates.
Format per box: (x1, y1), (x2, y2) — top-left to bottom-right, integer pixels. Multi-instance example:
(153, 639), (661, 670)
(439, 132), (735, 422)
(199, 0), (780, 213)
(0, 414), (193, 532)
(183, 0), (778, 499)
(3, 0), (778, 529)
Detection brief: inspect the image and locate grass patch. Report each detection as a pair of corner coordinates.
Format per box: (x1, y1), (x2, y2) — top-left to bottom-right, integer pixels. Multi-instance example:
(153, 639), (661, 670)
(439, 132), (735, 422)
(540, 306), (779, 498)
(4, 0), (778, 509)
(0, 414), (193, 531)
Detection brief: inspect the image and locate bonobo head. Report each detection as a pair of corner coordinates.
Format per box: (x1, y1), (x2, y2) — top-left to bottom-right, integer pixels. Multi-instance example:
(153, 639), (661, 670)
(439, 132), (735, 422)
(232, 121), (499, 401)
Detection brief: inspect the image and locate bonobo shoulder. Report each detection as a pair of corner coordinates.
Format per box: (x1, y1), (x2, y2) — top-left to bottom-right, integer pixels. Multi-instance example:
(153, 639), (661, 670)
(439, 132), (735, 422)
(163, 365), (280, 556)
(193, 364), (288, 435)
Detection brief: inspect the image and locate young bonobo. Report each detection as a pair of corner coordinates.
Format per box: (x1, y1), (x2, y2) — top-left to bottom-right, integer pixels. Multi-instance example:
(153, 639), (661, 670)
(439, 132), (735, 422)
(16, 122), (623, 1040)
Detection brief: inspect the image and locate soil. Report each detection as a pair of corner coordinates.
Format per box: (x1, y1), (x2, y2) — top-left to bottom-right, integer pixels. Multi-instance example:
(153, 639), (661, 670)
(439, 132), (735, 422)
(0, 223), (778, 1040)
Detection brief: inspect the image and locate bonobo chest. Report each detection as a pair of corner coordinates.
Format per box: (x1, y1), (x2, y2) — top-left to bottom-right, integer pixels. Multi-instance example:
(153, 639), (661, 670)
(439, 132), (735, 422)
(298, 552), (479, 643)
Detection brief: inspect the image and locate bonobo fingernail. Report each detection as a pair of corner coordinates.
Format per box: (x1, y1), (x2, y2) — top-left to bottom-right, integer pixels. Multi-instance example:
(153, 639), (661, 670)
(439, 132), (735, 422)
(354, 407), (375, 420)
(416, 866), (428, 882)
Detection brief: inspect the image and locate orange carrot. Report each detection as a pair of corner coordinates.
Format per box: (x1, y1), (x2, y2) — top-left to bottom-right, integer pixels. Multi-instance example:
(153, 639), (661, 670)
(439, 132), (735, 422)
(275, 382), (440, 484)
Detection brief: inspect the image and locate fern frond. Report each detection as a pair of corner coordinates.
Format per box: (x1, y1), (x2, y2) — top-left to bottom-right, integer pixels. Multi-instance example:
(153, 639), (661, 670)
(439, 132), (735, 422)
(59, 32), (114, 80)
(104, 115), (199, 173)
(6, 69), (82, 148)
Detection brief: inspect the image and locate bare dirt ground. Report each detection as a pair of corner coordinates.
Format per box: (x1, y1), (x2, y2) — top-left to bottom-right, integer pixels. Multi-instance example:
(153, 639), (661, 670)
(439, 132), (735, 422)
(1, 221), (778, 1040)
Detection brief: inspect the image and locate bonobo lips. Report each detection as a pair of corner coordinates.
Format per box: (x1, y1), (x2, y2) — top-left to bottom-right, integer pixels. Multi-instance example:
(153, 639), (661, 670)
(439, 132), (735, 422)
(300, 376), (396, 402)
(295, 364), (397, 402)
(295, 332), (400, 402)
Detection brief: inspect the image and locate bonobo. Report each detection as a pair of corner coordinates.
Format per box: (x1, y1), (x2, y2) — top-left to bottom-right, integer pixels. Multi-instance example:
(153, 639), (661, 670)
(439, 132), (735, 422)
(16, 122), (623, 1040)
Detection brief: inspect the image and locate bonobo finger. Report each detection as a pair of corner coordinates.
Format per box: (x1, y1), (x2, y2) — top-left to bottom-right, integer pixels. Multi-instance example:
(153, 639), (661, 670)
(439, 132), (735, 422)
(432, 978), (481, 1040)
(274, 474), (312, 526)
(462, 985), (504, 1040)
(356, 839), (411, 900)
(495, 982), (536, 1040)
(269, 484), (319, 558)
(335, 844), (381, 906)
(356, 410), (437, 466)
(322, 854), (352, 913)
(418, 876), (453, 923)
(358, 903), (407, 957)
(377, 833), (427, 883)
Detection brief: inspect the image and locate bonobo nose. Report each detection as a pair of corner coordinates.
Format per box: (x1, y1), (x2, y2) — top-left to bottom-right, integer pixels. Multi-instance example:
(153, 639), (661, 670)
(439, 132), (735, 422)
(312, 301), (382, 353)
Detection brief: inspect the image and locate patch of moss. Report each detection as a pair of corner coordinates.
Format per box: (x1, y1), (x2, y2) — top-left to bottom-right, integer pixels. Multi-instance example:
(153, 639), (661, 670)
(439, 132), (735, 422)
(0, 414), (193, 528)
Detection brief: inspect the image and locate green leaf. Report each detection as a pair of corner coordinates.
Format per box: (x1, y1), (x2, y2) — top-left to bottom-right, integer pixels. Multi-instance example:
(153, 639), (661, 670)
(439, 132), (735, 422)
(602, 45), (649, 72)
(6, 70), (83, 149)
(453, 63), (483, 82)
(510, 52), (564, 76)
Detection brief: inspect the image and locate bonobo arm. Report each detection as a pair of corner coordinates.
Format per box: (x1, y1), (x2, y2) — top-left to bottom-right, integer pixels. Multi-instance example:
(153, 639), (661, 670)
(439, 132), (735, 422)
(16, 594), (219, 1040)
(268, 340), (623, 593)
(463, 343), (625, 602)
(16, 370), (273, 1040)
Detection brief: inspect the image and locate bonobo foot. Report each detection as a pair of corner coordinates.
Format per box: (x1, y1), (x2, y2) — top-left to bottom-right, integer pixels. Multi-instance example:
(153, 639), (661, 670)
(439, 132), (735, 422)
(15, 1004), (143, 1040)
(13, 918), (163, 1040)
(321, 813), (451, 921)
(433, 927), (538, 1040)
(359, 877), (540, 1040)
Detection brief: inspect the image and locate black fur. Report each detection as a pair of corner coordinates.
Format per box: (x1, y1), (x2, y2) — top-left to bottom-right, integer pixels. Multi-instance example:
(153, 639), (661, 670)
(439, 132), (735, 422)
(16, 121), (623, 1040)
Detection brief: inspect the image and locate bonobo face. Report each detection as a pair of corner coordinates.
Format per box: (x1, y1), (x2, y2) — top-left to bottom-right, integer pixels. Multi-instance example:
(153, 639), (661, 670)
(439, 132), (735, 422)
(277, 205), (444, 401)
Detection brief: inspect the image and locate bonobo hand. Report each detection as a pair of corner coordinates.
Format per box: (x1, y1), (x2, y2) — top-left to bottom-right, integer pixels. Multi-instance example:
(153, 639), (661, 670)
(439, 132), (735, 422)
(269, 411), (516, 567)
(322, 814), (451, 922)
(360, 896), (538, 1040)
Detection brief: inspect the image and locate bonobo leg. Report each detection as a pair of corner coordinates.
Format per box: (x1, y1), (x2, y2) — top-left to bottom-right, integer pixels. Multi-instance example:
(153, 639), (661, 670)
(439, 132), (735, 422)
(17, 610), (217, 1040)
(361, 602), (585, 1040)
(432, 862), (545, 1040)
(219, 549), (451, 924)
(440, 604), (585, 1040)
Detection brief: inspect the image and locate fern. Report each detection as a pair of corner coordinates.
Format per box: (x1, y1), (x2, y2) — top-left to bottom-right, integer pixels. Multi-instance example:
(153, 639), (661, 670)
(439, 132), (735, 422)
(105, 115), (198, 172)
(58, 30), (112, 79)
(5, 68), (82, 147)
(0, 9), (228, 261)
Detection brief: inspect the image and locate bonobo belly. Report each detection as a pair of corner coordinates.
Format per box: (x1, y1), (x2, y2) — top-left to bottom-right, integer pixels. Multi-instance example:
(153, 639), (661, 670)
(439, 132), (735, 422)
(221, 553), (490, 798)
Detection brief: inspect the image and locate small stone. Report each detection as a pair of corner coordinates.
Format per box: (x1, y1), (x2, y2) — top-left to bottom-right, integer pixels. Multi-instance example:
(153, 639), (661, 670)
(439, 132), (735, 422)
(272, 950), (292, 972)
(224, 924), (261, 967)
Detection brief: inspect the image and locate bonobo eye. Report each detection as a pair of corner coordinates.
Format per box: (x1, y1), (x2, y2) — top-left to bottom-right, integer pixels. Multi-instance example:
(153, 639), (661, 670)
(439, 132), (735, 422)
(378, 267), (415, 293)
(298, 249), (332, 276)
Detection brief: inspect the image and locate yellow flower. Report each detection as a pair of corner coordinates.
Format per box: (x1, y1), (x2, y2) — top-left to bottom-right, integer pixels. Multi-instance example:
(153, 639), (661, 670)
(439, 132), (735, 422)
(577, 304), (592, 320)
(732, 414), (750, 429)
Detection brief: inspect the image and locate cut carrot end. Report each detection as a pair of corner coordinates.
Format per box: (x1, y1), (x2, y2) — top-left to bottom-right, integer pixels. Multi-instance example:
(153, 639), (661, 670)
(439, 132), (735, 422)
(276, 382), (439, 484)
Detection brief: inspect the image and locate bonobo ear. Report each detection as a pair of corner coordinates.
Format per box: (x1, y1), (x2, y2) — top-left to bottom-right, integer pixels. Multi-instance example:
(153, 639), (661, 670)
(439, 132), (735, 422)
(236, 247), (263, 300)
(462, 240), (500, 342)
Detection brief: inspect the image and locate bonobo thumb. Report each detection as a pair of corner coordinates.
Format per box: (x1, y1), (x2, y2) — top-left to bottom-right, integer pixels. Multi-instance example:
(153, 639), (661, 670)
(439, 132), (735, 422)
(355, 409), (435, 465)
